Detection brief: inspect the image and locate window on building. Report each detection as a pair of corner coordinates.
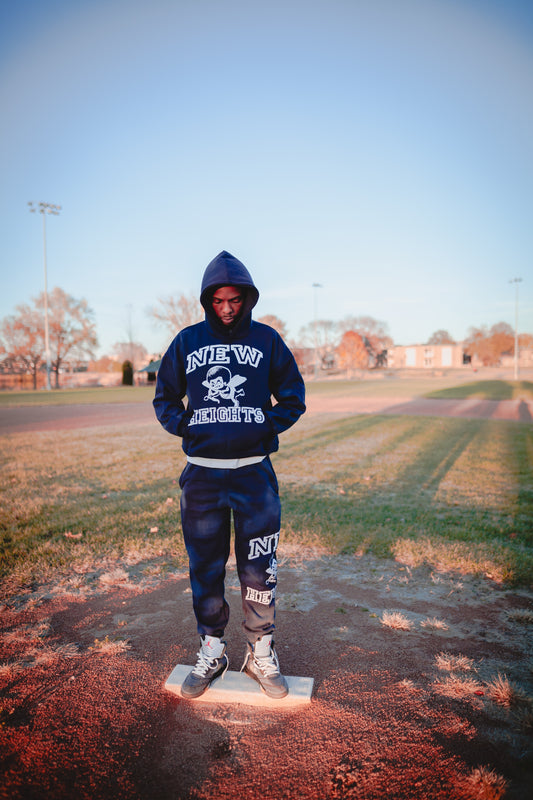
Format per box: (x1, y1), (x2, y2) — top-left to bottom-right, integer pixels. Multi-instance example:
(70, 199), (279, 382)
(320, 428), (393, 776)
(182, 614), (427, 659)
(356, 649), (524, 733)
(405, 348), (416, 367)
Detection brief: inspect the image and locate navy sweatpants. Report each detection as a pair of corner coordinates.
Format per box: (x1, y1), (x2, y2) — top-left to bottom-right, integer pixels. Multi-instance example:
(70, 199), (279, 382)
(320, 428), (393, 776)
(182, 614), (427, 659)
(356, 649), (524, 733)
(179, 457), (281, 644)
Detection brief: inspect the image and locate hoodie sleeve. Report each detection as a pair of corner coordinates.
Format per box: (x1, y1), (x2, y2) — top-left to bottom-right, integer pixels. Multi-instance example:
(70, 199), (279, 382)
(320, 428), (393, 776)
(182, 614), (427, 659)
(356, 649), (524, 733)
(266, 332), (306, 434)
(153, 337), (191, 437)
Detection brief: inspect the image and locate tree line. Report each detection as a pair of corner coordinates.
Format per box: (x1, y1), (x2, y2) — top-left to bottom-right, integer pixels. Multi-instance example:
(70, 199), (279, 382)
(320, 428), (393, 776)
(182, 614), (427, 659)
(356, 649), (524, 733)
(1, 288), (530, 388)
(0, 288), (97, 389)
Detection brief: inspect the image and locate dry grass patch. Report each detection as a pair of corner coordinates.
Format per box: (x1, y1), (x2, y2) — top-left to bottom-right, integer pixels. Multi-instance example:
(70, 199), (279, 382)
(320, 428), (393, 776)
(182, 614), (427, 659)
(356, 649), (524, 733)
(2, 621), (52, 644)
(507, 608), (533, 624)
(393, 536), (510, 583)
(30, 645), (78, 667)
(420, 616), (449, 630)
(89, 636), (131, 656)
(433, 652), (484, 701)
(435, 652), (475, 672)
(98, 568), (132, 587)
(486, 673), (528, 707)
(0, 662), (23, 680)
(465, 766), (508, 800)
(433, 674), (484, 700)
(398, 679), (419, 693)
(50, 643), (79, 658)
(380, 610), (414, 631)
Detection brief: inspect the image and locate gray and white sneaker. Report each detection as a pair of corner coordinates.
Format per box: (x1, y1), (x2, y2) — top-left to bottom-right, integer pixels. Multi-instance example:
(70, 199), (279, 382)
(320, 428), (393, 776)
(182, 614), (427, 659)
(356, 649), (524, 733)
(181, 635), (229, 699)
(241, 634), (289, 699)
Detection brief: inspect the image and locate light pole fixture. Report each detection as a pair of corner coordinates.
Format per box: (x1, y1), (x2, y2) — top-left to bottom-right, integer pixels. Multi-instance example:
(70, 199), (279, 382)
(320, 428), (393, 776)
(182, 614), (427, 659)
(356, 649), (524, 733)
(312, 282), (322, 379)
(28, 202), (61, 390)
(509, 278), (522, 381)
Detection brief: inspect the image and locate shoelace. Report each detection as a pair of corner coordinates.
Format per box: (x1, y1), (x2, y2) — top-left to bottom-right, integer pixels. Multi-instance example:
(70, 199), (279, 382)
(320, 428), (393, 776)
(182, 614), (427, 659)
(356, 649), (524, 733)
(192, 649), (223, 677)
(253, 649), (280, 677)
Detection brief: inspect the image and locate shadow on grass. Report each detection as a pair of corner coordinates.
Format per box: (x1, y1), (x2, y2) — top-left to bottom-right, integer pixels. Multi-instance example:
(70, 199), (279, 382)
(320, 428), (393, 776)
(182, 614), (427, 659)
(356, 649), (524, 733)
(279, 415), (533, 587)
(277, 414), (386, 457)
(425, 380), (533, 401)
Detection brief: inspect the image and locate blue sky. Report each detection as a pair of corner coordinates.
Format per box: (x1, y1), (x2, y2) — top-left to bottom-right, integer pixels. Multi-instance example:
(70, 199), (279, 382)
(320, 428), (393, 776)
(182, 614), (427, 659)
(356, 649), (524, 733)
(1, 0), (532, 357)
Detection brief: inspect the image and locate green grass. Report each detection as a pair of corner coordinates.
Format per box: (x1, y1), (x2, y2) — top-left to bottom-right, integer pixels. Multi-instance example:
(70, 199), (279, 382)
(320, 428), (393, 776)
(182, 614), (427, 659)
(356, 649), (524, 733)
(1, 382), (532, 596)
(0, 386), (155, 407)
(273, 412), (533, 587)
(0, 423), (188, 594)
(2, 375), (531, 408)
(425, 380), (533, 401)
(305, 374), (475, 399)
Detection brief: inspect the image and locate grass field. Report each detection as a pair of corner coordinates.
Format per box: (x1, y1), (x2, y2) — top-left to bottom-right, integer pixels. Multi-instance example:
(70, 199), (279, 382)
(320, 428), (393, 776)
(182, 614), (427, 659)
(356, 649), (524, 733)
(426, 379), (533, 401)
(0, 373), (532, 407)
(1, 377), (532, 597)
(0, 385), (156, 407)
(277, 412), (532, 586)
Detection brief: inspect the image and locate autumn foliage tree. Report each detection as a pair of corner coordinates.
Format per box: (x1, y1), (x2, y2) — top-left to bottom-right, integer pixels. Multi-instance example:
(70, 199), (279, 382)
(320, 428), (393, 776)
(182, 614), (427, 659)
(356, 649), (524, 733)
(336, 330), (369, 374)
(464, 322), (514, 366)
(88, 355), (121, 373)
(337, 315), (392, 363)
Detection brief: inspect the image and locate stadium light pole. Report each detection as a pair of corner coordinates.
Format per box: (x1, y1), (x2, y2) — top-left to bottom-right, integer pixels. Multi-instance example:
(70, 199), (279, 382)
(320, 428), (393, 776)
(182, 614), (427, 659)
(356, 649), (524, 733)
(28, 202), (61, 390)
(509, 277), (522, 381)
(312, 282), (322, 379)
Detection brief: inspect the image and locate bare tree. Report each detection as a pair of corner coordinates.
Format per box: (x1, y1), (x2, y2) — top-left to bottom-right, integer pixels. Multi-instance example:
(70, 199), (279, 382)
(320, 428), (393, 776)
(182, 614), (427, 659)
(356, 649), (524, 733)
(0, 305), (44, 389)
(298, 319), (338, 372)
(257, 314), (288, 339)
(428, 329), (455, 345)
(298, 319), (338, 349)
(37, 287), (98, 388)
(1, 288), (98, 389)
(148, 292), (203, 336)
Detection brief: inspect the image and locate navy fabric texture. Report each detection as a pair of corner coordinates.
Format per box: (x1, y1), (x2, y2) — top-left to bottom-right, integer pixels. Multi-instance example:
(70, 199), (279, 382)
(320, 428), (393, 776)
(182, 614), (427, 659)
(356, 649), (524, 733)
(153, 251), (306, 458)
(179, 459), (281, 642)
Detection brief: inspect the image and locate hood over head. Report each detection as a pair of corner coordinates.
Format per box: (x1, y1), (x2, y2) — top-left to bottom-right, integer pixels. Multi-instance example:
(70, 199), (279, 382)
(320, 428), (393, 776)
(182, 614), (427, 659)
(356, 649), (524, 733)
(200, 251), (259, 334)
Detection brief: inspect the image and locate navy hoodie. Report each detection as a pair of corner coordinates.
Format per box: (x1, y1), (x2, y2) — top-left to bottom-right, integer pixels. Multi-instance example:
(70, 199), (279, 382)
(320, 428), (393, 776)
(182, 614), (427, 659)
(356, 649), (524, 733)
(153, 251), (306, 459)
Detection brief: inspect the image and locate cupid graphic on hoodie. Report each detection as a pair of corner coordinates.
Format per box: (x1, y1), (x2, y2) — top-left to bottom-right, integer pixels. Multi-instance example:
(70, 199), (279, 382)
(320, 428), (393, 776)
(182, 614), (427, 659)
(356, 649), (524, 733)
(153, 251), (306, 459)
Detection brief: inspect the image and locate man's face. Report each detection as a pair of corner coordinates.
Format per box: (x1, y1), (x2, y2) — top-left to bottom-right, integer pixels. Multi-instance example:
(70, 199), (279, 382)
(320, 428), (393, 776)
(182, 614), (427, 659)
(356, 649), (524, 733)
(211, 286), (244, 326)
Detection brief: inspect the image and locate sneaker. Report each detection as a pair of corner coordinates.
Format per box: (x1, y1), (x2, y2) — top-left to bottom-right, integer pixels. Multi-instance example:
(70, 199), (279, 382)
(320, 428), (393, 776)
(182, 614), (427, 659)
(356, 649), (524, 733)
(181, 635), (229, 699)
(241, 634), (289, 699)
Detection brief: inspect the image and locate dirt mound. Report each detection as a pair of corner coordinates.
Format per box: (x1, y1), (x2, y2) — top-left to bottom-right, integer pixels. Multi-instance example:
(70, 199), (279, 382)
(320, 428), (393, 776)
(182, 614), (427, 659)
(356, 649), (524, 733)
(1, 551), (532, 799)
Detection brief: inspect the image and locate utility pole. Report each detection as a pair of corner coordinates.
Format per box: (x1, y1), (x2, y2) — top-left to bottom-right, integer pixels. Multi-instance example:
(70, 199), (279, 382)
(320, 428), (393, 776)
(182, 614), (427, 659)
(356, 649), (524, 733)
(29, 202), (61, 390)
(312, 283), (322, 379)
(509, 278), (522, 381)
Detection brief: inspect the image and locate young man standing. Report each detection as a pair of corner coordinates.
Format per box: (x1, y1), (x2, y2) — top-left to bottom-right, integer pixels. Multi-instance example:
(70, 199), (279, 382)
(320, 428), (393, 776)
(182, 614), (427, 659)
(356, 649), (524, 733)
(154, 251), (306, 699)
